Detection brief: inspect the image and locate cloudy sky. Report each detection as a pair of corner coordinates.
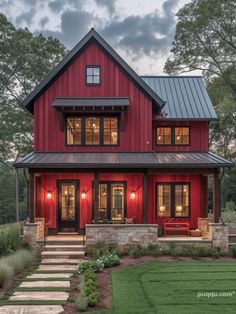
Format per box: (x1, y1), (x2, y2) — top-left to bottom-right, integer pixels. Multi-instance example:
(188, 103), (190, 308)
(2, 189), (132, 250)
(0, 0), (190, 74)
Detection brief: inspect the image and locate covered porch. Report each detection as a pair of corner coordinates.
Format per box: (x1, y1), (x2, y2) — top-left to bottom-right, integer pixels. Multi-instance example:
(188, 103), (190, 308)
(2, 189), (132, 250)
(14, 151), (232, 250)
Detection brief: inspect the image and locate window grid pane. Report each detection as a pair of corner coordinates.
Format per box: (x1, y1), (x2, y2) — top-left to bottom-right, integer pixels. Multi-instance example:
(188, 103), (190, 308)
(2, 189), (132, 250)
(175, 127), (189, 145)
(157, 185), (171, 216)
(111, 184), (125, 221)
(67, 118), (82, 144)
(86, 66), (100, 84)
(157, 127), (171, 145)
(175, 184), (189, 217)
(104, 117), (118, 145)
(85, 117), (100, 145)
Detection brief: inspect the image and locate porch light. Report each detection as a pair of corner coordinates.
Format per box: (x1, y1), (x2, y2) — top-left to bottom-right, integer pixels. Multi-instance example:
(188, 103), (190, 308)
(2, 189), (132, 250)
(81, 190), (86, 200)
(47, 192), (52, 200)
(131, 191), (136, 200)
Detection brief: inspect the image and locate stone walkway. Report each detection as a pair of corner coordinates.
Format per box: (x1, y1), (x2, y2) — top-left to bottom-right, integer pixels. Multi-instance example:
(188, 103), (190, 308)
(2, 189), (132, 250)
(0, 235), (85, 313)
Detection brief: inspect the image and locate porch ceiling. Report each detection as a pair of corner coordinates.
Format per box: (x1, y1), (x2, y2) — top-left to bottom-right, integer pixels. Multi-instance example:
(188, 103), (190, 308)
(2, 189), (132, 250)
(13, 152), (233, 169)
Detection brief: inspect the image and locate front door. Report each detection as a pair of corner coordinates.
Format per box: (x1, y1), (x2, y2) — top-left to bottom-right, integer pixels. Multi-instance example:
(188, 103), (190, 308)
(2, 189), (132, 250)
(58, 182), (79, 232)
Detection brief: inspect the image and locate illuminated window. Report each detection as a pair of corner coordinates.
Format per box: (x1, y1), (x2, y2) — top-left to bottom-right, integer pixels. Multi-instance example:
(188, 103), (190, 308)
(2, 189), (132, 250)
(85, 117), (100, 145)
(174, 127), (190, 145)
(98, 182), (126, 222)
(156, 127), (171, 145)
(67, 118), (82, 145)
(103, 117), (118, 145)
(86, 66), (100, 84)
(156, 183), (190, 217)
(66, 116), (119, 145)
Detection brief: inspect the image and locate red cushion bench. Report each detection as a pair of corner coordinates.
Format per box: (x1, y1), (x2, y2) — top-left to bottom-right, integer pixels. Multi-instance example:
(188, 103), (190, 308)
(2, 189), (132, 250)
(164, 222), (190, 236)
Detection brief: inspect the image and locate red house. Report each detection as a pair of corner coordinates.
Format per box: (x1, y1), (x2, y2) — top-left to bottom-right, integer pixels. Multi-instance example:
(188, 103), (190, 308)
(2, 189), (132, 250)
(15, 29), (232, 239)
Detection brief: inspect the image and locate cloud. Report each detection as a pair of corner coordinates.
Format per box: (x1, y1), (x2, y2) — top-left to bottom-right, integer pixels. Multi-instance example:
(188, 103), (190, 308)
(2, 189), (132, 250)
(42, 9), (93, 48)
(94, 0), (117, 15)
(100, 0), (179, 59)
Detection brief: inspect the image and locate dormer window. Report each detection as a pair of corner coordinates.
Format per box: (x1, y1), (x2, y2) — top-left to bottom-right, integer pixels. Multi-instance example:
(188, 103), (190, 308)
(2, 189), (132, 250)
(86, 66), (100, 85)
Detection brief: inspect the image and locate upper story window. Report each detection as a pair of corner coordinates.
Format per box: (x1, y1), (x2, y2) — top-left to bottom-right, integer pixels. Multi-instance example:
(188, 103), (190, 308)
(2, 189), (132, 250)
(86, 66), (100, 85)
(66, 116), (118, 146)
(156, 126), (190, 145)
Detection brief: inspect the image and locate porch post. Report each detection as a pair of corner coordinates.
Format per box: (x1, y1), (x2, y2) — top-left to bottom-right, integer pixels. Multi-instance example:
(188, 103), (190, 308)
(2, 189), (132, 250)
(93, 173), (99, 223)
(28, 171), (35, 223)
(142, 172), (148, 224)
(213, 169), (221, 223)
(200, 175), (208, 218)
(15, 168), (20, 222)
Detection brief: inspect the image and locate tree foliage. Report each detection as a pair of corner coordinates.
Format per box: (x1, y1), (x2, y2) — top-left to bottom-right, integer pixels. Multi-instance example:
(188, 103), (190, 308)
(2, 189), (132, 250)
(164, 0), (236, 95)
(0, 14), (67, 162)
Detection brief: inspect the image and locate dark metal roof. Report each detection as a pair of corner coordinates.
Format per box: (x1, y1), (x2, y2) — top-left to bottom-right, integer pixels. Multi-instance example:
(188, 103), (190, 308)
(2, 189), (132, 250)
(23, 29), (165, 114)
(52, 97), (129, 108)
(14, 152), (232, 169)
(141, 76), (218, 120)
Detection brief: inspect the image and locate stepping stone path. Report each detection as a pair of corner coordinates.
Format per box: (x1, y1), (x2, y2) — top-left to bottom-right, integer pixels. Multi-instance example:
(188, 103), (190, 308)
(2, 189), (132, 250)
(0, 235), (85, 314)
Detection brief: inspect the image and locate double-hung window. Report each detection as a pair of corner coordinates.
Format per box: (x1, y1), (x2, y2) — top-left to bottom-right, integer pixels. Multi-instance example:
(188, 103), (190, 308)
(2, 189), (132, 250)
(86, 66), (100, 85)
(156, 127), (190, 145)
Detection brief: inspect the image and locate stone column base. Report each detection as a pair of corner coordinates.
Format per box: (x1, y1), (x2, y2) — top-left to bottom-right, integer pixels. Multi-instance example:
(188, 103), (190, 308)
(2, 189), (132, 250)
(198, 218), (213, 239)
(23, 222), (44, 255)
(209, 223), (228, 253)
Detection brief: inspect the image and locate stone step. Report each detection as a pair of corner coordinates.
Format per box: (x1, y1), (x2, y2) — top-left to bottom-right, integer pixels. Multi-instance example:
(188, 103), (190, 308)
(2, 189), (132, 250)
(26, 273), (72, 279)
(37, 264), (77, 271)
(229, 235), (236, 243)
(0, 305), (64, 314)
(9, 291), (69, 301)
(41, 258), (81, 264)
(44, 244), (84, 251)
(46, 240), (84, 246)
(19, 281), (70, 288)
(41, 250), (85, 259)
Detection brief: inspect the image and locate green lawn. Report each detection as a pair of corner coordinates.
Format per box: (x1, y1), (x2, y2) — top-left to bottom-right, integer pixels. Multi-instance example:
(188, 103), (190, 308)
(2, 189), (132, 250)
(94, 261), (236, 314)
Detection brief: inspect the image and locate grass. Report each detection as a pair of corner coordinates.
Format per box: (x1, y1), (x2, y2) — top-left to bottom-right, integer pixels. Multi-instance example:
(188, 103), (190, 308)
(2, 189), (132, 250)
(94, 261), (236, 314)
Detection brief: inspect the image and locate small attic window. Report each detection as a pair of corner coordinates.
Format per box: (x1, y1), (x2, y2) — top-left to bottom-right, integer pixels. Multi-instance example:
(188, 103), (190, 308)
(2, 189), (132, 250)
(86, 66), (100, 85)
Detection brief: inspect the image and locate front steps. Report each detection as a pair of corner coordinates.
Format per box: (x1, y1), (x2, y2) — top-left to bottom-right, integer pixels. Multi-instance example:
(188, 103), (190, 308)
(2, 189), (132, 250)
(41, 234), (85, 260)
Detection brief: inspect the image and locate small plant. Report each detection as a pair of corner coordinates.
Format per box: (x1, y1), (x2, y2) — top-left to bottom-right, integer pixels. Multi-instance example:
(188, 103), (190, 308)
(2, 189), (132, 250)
(230, 246), (236, 258)
(97, 253), (121, 268)
(75, 294), (88, 312)
(77, 260), (104, 274)
(129, 245), (145, 258)
(87, 291), (99, 307)
(0, 223), (22, 256)
(0, 262), (14, 287)
(146, 244), (161, 257)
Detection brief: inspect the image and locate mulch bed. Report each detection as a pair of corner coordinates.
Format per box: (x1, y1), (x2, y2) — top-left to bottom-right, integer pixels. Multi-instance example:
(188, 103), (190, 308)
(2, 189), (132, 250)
(62, 255), (236, 313)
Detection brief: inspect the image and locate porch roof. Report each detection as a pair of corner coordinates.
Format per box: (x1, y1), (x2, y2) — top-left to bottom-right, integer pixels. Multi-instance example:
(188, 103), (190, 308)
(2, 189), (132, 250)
(14, 152), (233, 169)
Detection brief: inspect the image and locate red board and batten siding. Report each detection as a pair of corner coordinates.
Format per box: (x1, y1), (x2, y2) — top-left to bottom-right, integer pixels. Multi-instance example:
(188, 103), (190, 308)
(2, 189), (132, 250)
(152, 121), (209, 152)
(34, 42), (152, 152)
(38, 173), (143, 229)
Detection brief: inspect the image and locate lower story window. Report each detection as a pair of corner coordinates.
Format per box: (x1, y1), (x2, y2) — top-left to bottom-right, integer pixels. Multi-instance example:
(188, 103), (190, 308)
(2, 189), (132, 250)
(157, 183), (190, 217)
(98, 182), (126, 222)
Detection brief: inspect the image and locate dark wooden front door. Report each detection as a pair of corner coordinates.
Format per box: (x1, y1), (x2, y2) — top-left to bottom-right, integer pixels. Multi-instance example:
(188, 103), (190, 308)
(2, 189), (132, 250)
(58, 182), (79, 232)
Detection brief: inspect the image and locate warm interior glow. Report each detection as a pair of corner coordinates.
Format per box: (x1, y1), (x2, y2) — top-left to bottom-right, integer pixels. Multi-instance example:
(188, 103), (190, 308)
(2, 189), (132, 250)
(159, 205), (166, 214)
(47, 192), (52, 200)
(131, 191), (136, 200)
(81, 191), (86, 200)
(176, 205), (183, 213)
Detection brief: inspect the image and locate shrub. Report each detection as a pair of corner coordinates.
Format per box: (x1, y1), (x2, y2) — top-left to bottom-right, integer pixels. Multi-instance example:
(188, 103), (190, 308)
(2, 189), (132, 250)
(97, 253), (121, 268)
(86, 241), (119, 258)
(146, 244), (161, 257)
(0, 249), (33, 287)
(0, 262), (14, 287)
(0, 223), (22, 256)
(128, 245), (145, 258)
(87, 291), (99, 307)
(75, 294), (88, 312)
(230, 246), (236, 258)
(2, 249), (33, 272)
(84, 268), (96, 281)
(77, 260), (104, 274)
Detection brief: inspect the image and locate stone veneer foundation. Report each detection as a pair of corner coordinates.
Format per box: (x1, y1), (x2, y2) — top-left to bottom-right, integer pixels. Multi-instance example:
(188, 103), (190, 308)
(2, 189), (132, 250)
(209, 223), (229, 253)
(86, 224), (158, 248)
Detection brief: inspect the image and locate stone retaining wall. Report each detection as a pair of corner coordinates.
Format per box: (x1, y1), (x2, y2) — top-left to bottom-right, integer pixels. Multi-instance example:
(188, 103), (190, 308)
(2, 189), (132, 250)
(209, 223), (229, 253)
(23, 221), (45, 255)
(86, 224), (158, 248)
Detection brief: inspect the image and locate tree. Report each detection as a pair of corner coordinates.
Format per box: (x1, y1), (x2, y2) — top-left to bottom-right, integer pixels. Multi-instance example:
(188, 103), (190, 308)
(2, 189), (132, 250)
(0, 14), (67, 162)
(164, 0), (236, 95)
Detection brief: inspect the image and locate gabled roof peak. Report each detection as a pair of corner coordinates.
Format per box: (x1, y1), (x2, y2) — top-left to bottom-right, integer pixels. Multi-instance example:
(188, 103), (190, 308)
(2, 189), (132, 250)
(23, 28), (165, 113)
